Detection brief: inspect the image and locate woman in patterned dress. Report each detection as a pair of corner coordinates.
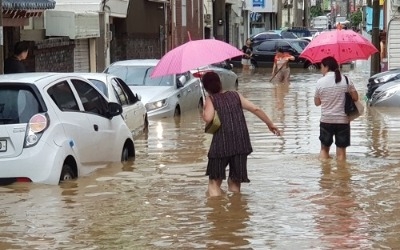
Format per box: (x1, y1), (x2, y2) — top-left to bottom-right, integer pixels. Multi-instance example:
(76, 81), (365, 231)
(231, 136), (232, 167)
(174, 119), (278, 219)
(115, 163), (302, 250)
(202, 72), (281, 197)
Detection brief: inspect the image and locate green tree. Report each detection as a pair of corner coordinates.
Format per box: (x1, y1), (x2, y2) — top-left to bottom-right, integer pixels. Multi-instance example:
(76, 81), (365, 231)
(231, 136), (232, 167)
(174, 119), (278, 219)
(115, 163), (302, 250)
(310, 6), (324, 18)
(350, 10), (362, 27)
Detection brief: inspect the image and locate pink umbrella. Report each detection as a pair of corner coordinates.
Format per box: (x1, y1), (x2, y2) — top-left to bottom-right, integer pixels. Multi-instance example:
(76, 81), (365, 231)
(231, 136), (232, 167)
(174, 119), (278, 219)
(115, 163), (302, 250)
(151, 39), (243, 78)
(299, 29), (379, 64)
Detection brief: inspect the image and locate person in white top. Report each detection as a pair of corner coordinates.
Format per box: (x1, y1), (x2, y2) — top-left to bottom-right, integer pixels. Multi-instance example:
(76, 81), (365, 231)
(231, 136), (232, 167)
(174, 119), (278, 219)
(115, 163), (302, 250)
(314, 56), (358, 161)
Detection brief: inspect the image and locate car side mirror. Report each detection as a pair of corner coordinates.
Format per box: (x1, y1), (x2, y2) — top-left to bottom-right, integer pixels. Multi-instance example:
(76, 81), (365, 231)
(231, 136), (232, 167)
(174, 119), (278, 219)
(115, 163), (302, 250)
(177, 75), (186, 88)
(107, 102), (123, 119)
(136, 94), (141, 101)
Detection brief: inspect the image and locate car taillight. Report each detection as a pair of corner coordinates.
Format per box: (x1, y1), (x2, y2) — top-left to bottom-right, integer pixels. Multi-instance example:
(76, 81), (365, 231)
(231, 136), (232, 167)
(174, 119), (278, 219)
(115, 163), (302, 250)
(24, 114), (49, 148)
(192, 71), (211, 79)
(29, 114), (47, 133)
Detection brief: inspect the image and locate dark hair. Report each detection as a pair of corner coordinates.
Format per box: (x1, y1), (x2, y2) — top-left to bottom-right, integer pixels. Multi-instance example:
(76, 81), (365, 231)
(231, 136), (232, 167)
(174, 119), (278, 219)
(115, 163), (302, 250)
(321, 56), (341, 83)
(14, 41), (29, 55)
(277, 47), (283, 53)
(202, 72), (222, 94)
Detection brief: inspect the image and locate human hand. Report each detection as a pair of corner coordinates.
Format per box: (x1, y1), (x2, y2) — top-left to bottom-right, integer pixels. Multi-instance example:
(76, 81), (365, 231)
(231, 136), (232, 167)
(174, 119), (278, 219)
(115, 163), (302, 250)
(268, 124), (281, 136)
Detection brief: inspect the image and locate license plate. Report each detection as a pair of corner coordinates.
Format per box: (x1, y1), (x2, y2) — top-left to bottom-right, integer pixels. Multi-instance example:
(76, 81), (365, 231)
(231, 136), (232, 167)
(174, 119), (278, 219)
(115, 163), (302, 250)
(0, 140), (7, 152)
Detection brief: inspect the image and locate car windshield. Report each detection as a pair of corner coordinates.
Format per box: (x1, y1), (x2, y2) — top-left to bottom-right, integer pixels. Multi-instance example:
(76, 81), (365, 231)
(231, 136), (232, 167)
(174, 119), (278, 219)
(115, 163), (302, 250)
(290, 41), (309, 52)
(0, 87), (40, 124)
(106, 66), (174, 86)
(88, 79), (108, 97)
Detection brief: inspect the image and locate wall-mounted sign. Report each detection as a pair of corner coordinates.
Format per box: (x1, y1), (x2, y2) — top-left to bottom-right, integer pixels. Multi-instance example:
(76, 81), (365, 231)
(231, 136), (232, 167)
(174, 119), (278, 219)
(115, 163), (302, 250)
(253, 0), (265, 8)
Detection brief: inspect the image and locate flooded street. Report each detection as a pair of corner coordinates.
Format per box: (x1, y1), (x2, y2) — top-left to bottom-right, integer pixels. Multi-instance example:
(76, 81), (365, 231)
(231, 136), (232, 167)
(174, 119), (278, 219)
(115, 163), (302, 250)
(2, 62), (400, 249)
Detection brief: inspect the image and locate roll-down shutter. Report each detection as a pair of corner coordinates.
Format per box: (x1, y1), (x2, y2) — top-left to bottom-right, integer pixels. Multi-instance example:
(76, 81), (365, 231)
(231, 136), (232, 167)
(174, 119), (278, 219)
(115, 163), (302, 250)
(74, 39), (90, 72)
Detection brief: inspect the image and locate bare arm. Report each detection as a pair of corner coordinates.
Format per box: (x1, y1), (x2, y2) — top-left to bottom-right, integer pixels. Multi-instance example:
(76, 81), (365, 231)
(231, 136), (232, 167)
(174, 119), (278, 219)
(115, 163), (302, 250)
(238, 92), (281, 136)
(272, 62), (277, 74)
(314, 97), (321, 106)
(350, 89), (359, 101)
(202, 96), (215, 123)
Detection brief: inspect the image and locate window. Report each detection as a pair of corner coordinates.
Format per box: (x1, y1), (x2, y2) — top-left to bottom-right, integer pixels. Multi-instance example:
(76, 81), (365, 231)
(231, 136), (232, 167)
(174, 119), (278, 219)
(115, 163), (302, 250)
(116, 78), (139, 104)
(48, 81), (79, 112)
(277, 42), (293, 53)
(111, 78), (128, 106)
(71, 79), (108, 116)
(88, 79), (108, 97)
(257, 41), (276, 51)
(0, 87), (41, 124)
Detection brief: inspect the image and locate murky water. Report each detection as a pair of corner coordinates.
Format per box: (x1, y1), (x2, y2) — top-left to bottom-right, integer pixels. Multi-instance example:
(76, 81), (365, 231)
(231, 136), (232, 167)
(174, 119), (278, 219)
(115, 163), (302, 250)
(1, 62), (400, 249)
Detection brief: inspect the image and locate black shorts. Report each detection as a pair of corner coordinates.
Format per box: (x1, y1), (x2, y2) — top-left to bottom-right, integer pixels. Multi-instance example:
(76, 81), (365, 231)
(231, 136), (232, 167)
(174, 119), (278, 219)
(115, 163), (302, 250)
(319, 122), (350, 148)
(206, 154), (250, 183)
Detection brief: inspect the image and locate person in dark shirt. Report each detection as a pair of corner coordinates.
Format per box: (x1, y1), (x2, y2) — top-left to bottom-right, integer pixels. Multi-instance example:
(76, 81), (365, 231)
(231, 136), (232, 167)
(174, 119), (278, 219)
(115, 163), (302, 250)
(4, 41), (29, 74)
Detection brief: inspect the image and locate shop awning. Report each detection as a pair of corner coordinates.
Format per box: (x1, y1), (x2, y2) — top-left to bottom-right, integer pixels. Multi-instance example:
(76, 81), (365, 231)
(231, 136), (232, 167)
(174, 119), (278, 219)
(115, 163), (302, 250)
(2, 0), (56, 10)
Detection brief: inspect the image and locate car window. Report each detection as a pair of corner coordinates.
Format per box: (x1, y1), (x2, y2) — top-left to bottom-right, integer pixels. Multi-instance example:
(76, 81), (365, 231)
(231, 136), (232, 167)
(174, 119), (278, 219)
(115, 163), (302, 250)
(71, 79), (108, 116)
(277, 41), (293, 52)
(111, 78), (129, 106)
(107, 65), (174, 87)
(0, 87), (41, 124)
(88, 79), (108, 97)
(281, 31), (298, 39)
(176, 71), (191, 85)
(115, 78), (139, 104)
(257, 41), (276, 51)
(48, 81), (80, 112)
(291, 41), (309, 52)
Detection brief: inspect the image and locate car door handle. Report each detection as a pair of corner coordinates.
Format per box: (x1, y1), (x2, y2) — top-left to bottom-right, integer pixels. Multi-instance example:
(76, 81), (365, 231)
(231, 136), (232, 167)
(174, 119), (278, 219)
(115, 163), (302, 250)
(93, 124), (98, 131)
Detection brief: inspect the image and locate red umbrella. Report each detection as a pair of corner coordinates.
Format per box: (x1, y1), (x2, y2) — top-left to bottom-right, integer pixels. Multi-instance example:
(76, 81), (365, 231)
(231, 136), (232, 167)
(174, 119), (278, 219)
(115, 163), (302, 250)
(151, 38), (243, 78)
(299, 29), (379, 64)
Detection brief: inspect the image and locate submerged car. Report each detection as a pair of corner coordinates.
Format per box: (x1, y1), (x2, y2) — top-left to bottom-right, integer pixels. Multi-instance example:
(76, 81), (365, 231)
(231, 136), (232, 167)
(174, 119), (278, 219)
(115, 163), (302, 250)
(78, 73), (148, 137)
(243, 39), (318, 69)
(191, 64), (239, 90)
(104, 59), (203, 119)
(369, 79), (400, 107)
(366, 68), (400, 100)
(0, 73), (135, 185)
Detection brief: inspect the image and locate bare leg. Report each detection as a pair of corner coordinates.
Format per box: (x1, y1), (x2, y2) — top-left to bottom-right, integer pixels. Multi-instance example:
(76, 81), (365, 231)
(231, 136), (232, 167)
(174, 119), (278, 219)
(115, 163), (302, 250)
(208, 179), (223, 197)
(320, 145), (331, 160)
(336, 147), (347, 161)
(228, 178), (241, 193)
(283, 69), (291, 84)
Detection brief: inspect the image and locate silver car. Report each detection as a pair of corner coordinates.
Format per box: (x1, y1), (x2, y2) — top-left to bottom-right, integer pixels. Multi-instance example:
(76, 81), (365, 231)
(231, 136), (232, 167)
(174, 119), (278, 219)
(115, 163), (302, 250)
(104, 59), (203, 119)
(191, 62), (239, 90)
(370, 79), (400, 107)
(78, 73), (148, 137)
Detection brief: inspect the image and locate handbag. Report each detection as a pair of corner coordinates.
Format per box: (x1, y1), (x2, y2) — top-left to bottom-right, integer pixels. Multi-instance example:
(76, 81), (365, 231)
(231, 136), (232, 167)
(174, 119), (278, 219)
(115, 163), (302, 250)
(344, 75), (359, 116)
(205, 111), (221, 134)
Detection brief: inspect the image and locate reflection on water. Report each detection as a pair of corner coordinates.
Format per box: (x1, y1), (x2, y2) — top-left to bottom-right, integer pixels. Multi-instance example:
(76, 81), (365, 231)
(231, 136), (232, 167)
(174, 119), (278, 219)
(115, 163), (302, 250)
(206, 194), (251, 249)
(1, 64), (400, 248)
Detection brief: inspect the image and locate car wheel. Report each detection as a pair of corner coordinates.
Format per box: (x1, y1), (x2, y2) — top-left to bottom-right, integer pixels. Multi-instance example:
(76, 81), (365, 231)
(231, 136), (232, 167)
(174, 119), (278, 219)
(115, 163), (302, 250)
(60, 164), (76, 182)
(235, 80), (239, 89)
(143, 115), (149, 133)
(174, 106), (181, 117)
(306, 63), (317, 71)
(198, 98), (203, 110)
(121, 146), (130, 162)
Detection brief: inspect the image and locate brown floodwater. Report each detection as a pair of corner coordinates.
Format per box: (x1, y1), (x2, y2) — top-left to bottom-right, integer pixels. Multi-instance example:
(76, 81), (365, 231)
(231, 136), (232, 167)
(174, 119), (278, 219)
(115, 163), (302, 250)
(1, 62), (400, 249)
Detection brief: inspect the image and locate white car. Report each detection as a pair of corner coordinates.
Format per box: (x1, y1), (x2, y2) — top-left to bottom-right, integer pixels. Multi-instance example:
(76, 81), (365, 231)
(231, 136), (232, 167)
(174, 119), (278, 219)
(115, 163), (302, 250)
(104, 59), (203, 119)
(0, 73), (135, 185)
(78, 73), (148, 137)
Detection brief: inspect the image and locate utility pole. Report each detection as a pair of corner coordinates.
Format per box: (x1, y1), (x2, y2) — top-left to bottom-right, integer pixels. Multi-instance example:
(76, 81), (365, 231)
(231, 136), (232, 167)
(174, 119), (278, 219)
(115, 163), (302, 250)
(370, 0), (380, 76)
(0, 0), (3, 74)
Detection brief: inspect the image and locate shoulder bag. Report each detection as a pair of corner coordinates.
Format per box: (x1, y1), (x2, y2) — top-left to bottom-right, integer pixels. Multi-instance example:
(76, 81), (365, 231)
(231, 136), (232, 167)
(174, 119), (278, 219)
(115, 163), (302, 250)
(344, 75), (358, 116)
(204, 97), (221, 134)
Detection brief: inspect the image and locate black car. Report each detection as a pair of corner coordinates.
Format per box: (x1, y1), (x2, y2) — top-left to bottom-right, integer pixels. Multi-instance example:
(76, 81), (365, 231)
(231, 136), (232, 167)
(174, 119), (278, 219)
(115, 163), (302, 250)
(250, 32), (282, 47)
(230, 39), (318, 70)
(366, 68), (400, 99)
